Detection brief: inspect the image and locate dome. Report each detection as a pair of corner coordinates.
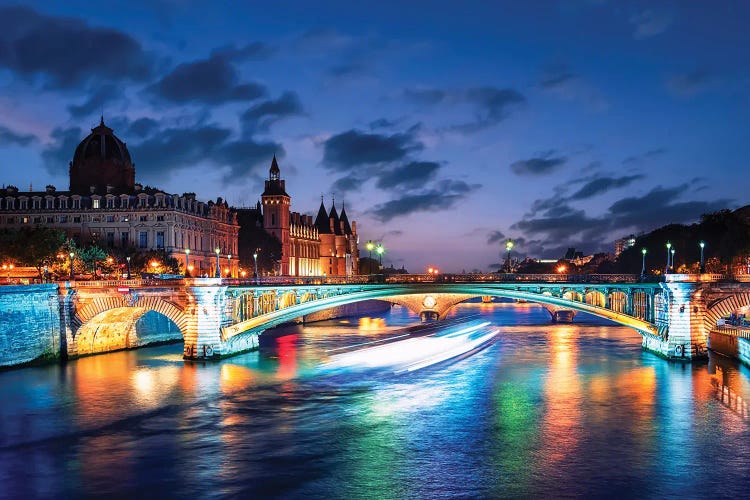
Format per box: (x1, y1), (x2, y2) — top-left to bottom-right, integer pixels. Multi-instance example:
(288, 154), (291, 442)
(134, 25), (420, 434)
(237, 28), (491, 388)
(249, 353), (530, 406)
(69, 117), (135, 194)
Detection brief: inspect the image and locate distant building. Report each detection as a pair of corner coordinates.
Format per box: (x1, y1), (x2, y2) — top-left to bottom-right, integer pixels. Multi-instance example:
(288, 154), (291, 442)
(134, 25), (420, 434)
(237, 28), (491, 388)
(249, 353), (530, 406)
(614, 235), (636, 257)
(237, 157), (360, 276)
(0, 118), (239, 276)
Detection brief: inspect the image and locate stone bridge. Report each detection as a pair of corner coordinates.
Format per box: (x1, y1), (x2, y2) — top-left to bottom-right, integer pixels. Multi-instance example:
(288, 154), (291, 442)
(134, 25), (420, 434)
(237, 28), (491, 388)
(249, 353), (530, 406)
(2, 273), (750, 367)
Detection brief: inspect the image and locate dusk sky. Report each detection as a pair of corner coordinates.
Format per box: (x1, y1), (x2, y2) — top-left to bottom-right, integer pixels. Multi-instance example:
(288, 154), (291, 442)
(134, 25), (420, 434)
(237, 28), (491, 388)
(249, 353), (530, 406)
(0, 1), (748, 272)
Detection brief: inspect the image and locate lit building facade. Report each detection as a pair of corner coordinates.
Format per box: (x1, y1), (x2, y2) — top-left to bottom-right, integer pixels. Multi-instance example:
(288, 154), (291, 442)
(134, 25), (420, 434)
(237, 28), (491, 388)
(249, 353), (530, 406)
(0, 118), (239, 276)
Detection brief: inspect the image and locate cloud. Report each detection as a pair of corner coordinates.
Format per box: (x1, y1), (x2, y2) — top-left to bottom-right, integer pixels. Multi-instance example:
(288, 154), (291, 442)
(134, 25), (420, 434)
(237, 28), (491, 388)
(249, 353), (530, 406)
(209, 42), (273, 62)
(375, 161), (442, 190)
(41, 126), (82, 175)
(0, 125), (36, 146)
(0, 6), (152, 88)
(370, 179), (479, 221)
(369, 118), (400, 130)
(322, 129), (422, 170)
(630, 9), (673, 39)
(568, 174), (644, 200)
(487, 230), (506, 245)
(149, 54), (266, 104)
(510, 152), (567, 175)
(241, 91), (304, 134)
(67, 84), (121, 119)
(622, 148), (666, 164)
(667, 70), (716, 97)
(327, 62), (368, 79)
(538, 65), (608, 111)
(404, 86), (526, 132)
(127, 117), (160, 138)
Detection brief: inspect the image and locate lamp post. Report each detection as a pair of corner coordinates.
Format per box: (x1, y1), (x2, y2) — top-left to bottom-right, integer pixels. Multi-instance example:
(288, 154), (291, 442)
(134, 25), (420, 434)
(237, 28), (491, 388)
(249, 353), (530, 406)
(375, 243), (384, 268)
(366, 240), (374, 273)
(671, 248), (676, 272)
(185, 248), (190, 277)
(227, 254), (232, 278)
(69, 252), (75, 281)
(126, 256), (131, 279)
(665, 242), (672, 274)
(214, 247), (221, 278)
(253, 252), (258, 278)
(505, 239), (514, 272)
(699, 241), (705, 273)
(641, 248), (647, 277)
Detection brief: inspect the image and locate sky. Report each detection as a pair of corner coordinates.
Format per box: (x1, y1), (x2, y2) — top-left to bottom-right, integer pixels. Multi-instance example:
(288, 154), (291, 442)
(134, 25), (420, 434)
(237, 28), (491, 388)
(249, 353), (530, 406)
(0, 1), (748, 272)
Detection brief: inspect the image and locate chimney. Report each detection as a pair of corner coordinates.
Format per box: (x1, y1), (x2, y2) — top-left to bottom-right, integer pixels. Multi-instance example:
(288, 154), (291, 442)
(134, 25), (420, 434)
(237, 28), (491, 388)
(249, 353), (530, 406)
(106, 184), (114, 193)
(134, 183), (142, 191)
(45, 185), (56, 194)
(89, 185), (96, 193)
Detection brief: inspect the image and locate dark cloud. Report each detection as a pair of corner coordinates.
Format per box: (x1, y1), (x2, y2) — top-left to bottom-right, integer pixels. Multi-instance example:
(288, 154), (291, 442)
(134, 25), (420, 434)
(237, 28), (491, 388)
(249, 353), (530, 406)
(403, 86), (525, 132)
(569, 174), (644, 200)
(622, 148), (666, 164)
(370, 179), (479, 222)
(149, 54), (266, 104)
(0, 6), (152, 88)
(41, 126), (82, 175)
(369, 118), (400, 130)
(328, 62), (368, 78)
(214, 138), (282, 182)
(487, 230), (506, 245)
(67, 84), (120, 119)
(209, 42), (273, 62)
(538, 65), (607, 110)
(667, 70), (715, 97)
(375, 161), (442, 190)
(127, 117), (159, 138)
(322, 129), (422, 170)
(0, 125), (36, 146)
(241, 91), (304, 134)
(332, 174), (365, 193)
(510, 152), (567, 175)
(630, 9), (673, 39)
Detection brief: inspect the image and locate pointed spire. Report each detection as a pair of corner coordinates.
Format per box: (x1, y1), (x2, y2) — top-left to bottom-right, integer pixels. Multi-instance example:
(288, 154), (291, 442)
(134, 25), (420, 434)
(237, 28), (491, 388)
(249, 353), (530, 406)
(315, 196), (331, 234)
(340, 199), (352, 234)
(100, 115), (104, 126)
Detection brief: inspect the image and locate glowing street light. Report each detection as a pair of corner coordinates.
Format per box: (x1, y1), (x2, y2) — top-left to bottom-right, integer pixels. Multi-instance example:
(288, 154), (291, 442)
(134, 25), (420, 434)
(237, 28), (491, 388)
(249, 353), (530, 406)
(641, 247), (647, 277)
(375, 243), (384, 268)
(665, 242), (672, 274)
(252, 251), (258, 278)
(671, 248), (676, 272)
(69, 252), (75, 281)
(699, 241), (706, 273)
(366, 240), (375, 273)
(556, 264), (567, 274)
(185, 248), (191, 277)
(126, 256), (131, 279)
(227, 253), (232, 278)
(505, 239), (514, 272)
(214, 247), (221, 278)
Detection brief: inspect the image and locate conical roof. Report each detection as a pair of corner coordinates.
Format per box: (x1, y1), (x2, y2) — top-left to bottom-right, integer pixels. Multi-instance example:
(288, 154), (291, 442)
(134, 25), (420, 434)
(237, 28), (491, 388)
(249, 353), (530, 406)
(329, 202), (341, 235)
(315, 198), (331, 234)
(340, 202), (352, 234)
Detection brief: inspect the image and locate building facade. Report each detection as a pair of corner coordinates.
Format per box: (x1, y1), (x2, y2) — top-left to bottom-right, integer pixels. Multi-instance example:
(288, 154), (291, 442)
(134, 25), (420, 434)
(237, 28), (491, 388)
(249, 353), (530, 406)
(239, 157), (359, 276)
(0, 118), (239, 277)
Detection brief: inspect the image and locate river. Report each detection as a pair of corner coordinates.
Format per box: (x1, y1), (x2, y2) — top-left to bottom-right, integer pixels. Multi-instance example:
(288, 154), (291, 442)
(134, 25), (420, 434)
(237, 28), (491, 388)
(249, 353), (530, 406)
(1, 302), (749, 498)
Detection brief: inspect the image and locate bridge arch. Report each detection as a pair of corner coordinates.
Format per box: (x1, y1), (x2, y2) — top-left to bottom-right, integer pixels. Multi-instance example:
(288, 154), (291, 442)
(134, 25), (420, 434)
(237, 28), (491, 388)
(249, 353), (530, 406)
(220, 284), (658, 344)
(703, 292), (750, 334)
(73, 295), (189, 356)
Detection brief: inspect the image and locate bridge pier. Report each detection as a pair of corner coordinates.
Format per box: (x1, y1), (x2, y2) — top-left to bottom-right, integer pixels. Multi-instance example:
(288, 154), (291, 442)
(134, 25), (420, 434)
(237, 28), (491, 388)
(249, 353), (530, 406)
(644, 281), (708, 361)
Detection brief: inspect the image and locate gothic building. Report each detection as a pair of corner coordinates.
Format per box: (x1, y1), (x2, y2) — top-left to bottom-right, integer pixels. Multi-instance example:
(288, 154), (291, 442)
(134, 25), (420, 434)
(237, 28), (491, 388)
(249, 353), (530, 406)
(239, 157), (359, 276)
(0, 118), (239, 276)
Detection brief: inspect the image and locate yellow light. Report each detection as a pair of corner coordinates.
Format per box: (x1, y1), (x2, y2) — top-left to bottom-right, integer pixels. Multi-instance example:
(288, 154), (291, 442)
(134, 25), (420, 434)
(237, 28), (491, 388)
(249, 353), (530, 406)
(557, 265), (567, 273)
(241, 270), (247, 277)
(427, 267), (433, 274)
(188, 265), (194, 272)
(150, 261), (159, 268)
(107, 257), (113, 264)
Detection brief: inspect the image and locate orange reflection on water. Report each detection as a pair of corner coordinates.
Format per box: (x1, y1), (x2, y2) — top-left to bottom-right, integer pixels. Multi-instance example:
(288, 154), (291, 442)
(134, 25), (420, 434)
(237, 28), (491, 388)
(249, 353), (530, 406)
(541, 326), (582, 465)
(359, 317), (387, 330)
(219, 363), (256, 395)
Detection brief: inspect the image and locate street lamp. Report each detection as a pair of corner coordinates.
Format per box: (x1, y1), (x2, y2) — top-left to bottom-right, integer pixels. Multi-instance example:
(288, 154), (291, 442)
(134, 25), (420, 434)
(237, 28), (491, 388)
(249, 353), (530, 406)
(375, 243), (384, 268)
(227, 254), (232, 278)
(665, 242), (672, 274)
(366, 240), (374, 273)
(214, 247), (221, 278)
(69, 252), (75, 281)
(671, 248), (676, 272)
(699, 241), (705, 273)
(505, 239), (514, 272)
(252, 251), (258, 278)
(126, 256), (131, 279)
(641, 247), (647, 277)
(185, 248), (190, 277)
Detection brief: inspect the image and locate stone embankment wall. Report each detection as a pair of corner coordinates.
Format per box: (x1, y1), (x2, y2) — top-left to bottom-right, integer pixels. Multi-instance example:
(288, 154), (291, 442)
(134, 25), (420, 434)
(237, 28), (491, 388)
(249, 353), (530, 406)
(709, 331), (750, 366)
(0, 284), (62, 367)
(302, 299), (392, 323)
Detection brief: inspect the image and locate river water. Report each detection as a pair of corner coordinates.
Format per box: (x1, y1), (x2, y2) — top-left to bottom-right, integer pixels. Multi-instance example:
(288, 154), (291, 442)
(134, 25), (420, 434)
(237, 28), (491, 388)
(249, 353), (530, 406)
(1, 302), (750, 498)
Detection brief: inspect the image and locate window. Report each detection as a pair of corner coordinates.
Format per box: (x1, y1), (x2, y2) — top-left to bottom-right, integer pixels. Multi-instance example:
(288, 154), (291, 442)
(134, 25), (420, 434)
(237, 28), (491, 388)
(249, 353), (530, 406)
(92, 199), (100, 209)
(139, 215), (147, 222)
(22, 217), (28, 224)
(156, 231), (164, 249)
(73, 216), (81, 223)
(59, 216), (68, 223)
(106, 232), (114, 247)
(272, 213), (276, 225)
(46, 217), (54, 223)
(32, 199), (40, 209)
(59, 199), (68, 209)
(139, 231), (148, 248)
(106, 215), (115, 223)
(106, 198), (114, 208)
(121, 215), (129, 222)
(121, 232), (129, 247)
(46, 199), (54, 209)
(33, 216), (42, 223)
(72, 199), (80, 209)
(156, 215), (164, 221)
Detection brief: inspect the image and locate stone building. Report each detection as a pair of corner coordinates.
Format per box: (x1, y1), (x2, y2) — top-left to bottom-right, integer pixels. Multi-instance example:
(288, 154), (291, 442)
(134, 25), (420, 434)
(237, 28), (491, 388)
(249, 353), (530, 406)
(238, 157), (359, 276)
(0, 118), (239, 276)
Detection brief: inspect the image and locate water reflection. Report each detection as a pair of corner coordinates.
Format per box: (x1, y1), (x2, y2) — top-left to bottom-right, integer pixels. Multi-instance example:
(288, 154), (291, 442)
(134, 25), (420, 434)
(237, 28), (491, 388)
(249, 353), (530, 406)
(1, 302), (750, 497)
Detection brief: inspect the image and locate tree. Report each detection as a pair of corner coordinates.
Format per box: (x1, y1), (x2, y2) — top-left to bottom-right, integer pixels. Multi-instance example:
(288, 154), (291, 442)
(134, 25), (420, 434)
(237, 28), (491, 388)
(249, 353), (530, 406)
(79, 245), (108, 277)
(8, 226), (66, 280)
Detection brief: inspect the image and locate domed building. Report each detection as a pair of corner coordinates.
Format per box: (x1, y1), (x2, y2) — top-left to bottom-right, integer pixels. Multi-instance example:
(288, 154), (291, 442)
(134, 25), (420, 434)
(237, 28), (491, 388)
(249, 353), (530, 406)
(69, 117), (135, 194)
(0, 117), (239, 277)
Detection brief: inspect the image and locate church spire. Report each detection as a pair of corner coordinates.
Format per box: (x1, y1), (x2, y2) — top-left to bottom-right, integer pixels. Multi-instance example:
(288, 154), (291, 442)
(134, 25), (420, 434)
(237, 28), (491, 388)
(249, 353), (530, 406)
(269, 154), (280, 180)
